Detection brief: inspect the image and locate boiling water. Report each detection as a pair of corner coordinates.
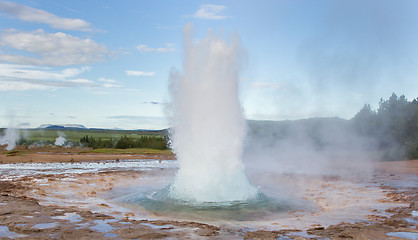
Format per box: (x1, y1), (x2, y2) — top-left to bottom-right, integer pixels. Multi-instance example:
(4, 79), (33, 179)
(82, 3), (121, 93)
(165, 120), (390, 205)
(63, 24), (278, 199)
(126, 188), (297, 221)
(167, 25), (258, 203)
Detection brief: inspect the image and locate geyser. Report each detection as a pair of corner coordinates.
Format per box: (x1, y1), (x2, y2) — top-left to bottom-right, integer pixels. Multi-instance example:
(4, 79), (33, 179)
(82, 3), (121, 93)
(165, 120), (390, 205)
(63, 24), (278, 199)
(166, 25), (258, 203)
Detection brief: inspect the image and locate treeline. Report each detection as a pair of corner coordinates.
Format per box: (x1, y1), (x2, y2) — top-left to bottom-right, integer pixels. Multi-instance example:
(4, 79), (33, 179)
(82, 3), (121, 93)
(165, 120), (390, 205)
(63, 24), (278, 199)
(80, 135), (169, 150)
(352, 93), (418, 160)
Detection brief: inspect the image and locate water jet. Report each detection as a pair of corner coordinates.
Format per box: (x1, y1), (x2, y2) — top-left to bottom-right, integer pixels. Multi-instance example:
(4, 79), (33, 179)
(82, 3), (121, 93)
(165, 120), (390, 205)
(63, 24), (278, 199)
(164, 25), (258, 205)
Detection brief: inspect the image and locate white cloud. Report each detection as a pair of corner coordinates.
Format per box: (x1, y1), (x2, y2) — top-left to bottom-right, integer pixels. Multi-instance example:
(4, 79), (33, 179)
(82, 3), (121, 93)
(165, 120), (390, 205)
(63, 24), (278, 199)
(125, 70), (155, 77)
(0, 64), (90, 80)
(136, 43), (175, 53)
(0, 78), (98, 90)
(0, 1), (92, 31)
(192, 4), (229, 20)
(98, 77), (116, 83)
(102, 83), (121, 88)
(0, 29), (109, 66)
(97, 77), (121, 88)
(0, 64), (111, 91)
(69, 78), (94, 84)
(0, 81), (49, 91)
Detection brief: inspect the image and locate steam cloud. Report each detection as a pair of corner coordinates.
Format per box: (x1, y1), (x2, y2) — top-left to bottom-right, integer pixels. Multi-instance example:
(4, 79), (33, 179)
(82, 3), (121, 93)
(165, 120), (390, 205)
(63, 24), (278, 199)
(0, 127), (18, 150)
(167, 25), (257, 203)
(243, 118), (379, 180)
(0, 116), (19, 150)
(54, 131), (67, 146)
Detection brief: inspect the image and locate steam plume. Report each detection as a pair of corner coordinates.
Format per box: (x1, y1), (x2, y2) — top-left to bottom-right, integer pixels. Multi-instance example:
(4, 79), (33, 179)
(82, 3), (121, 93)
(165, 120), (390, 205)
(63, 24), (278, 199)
(167, 25), (257, 203)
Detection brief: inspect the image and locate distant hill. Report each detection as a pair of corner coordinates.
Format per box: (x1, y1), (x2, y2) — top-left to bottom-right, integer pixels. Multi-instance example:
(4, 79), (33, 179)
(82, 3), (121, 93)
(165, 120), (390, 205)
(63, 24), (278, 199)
(34, 124), (168, 134)
(247, 117), (349, 138)
(37, 124), (87, 130)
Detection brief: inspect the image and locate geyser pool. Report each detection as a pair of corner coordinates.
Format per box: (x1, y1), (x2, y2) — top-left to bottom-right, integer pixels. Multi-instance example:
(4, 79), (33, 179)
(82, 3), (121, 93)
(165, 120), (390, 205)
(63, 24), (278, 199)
(124, 188), (294, 221)
(166, 25), (258, 203)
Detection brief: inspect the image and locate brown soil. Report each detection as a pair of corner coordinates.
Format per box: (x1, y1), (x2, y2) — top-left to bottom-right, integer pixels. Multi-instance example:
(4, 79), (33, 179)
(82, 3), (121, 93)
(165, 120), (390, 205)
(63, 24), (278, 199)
(0, 179), (224, 239)
(374, 159), (418, 175)
(0, 149), (417, 239)
(0, 146), (174, 164)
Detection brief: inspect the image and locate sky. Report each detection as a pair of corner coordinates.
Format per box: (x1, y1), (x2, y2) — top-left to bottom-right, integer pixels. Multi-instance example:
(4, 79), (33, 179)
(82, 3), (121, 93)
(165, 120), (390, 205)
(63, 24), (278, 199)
(0, 0), (417, 129)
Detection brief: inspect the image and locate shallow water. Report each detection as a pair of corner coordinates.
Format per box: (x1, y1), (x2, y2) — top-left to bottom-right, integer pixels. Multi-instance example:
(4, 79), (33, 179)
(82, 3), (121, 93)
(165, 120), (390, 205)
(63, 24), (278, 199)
(386, 231), (418, 239)
(32, 222), (58, 229)
(0, 225), (27, 238)
(0, 159), (177, 179)
(119, 189), (299, 221)
(89, 219), (117, 232)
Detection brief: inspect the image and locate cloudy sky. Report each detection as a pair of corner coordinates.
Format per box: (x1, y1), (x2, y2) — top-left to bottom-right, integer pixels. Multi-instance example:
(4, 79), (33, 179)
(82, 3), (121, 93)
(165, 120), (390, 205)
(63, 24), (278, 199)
(1, 0), (417, 129)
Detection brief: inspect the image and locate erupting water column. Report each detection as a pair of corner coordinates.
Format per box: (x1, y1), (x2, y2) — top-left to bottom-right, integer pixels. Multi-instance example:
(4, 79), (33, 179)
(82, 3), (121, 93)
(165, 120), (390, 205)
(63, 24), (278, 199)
(167, 25), (258, 203)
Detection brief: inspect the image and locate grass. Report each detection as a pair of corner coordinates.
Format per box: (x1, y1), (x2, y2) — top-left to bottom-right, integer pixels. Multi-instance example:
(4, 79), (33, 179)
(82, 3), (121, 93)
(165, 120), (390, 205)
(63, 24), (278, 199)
(5, 150), (19, 156)
(2, 129), (171, 155)
(90, 148), (173, 155)
(19, 128), (167, 144)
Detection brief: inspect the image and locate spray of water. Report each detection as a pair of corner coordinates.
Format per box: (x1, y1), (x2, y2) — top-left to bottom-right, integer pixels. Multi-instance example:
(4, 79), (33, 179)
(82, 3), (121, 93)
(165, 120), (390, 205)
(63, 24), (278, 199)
(166, 25), (258, 203)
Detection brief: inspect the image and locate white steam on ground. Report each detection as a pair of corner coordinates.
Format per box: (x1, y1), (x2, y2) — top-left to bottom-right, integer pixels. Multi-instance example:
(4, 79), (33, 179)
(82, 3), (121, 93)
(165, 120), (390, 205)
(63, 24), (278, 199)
(54, 131), (67, 146)
(167, 24), (257, 203)
(0, 116), (20, 150)
(0, 127), (19, 150)
(243, 118), (379, 179)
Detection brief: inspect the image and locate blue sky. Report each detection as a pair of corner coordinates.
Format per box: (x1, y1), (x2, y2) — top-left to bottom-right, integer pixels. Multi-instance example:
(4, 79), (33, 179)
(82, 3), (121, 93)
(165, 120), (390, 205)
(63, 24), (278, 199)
(1, 0), (417, 129)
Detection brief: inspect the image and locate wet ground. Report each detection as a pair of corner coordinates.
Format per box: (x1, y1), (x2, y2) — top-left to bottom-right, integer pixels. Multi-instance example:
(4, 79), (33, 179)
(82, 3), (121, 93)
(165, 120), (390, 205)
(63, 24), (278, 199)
(0, 158), (417, 239)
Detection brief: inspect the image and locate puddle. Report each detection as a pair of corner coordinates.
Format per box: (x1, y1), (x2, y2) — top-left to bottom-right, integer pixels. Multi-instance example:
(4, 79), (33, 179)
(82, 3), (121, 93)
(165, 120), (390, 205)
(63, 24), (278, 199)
(32, 222), (58, 229)
(0, 159), (177, 179)
(104, 232), (119, 238)
(53, 212), (82, 223)
(386, 231), (418, 239)
(89, 219), (117, 232)
(287, 231), (319, 238)
(76, 222), (90, 229)
(405, 218), (418, 225)
(0, 225), (27, 238)
(141, 222), (173, 229)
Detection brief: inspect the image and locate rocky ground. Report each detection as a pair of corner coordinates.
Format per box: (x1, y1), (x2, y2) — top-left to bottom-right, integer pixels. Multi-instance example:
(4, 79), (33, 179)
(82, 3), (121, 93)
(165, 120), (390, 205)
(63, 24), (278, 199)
(0, 150), (417, 239)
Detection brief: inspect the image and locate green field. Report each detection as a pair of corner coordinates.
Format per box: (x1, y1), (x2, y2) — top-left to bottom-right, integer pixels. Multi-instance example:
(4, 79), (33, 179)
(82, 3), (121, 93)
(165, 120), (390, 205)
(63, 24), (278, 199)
(18, 128), (167, 143)
(0, 128), (170, 151)
(90, 148), (172, 155)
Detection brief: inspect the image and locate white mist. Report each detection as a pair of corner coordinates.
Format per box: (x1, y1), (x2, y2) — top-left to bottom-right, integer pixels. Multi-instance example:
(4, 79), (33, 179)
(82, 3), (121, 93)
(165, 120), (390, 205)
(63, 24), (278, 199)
(0, 128), (18, 151)
(167, 25), (257, 203)
(54, 131), (67, 146)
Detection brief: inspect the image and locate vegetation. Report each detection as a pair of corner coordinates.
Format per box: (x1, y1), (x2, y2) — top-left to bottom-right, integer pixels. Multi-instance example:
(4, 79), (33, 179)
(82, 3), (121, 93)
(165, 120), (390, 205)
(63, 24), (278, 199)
(80, 135), (169, 150)
(2, 93), (417, 161)
(3, 128), (170, 151)
(352, 93), (418, 160)
(90, 148), (172, 155)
